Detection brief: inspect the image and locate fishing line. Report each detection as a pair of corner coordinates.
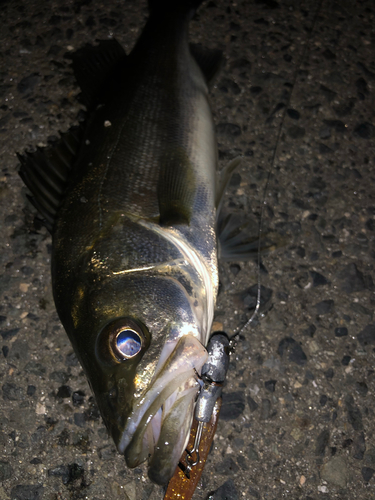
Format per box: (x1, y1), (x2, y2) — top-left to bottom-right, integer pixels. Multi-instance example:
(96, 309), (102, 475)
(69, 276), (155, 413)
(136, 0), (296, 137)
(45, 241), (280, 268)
(171, 2), (326, 485)
(231, 0), (324, 342)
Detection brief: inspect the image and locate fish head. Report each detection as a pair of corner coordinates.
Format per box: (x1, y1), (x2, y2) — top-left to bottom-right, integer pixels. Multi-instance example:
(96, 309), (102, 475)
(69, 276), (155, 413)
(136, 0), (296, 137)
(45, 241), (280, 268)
(70, 272), (208, 485)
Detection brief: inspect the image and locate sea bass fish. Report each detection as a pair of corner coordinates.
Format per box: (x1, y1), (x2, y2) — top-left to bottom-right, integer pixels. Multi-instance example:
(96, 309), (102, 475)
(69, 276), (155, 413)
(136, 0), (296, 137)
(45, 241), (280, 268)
(18, 0), (245, 486)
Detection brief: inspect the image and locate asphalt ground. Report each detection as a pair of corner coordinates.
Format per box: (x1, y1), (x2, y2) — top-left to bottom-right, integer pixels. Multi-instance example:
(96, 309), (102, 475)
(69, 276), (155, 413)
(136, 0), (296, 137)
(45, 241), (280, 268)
(1, 0), (375, 499)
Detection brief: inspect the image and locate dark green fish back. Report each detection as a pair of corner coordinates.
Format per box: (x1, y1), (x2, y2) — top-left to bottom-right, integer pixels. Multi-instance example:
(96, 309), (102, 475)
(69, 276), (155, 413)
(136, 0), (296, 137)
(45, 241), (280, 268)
(18, 0), (227, 487)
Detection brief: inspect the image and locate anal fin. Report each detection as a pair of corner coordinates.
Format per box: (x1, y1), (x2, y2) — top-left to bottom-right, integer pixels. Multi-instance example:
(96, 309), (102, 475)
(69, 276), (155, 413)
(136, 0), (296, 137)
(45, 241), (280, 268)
(190, 43), (224, 87)
(69, 39), (127, 109)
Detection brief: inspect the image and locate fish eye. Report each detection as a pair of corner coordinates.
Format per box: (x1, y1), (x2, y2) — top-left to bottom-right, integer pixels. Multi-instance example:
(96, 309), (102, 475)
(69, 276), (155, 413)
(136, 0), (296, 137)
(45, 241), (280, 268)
(114, 329), (142, 359)
(96, 317), (150, 365)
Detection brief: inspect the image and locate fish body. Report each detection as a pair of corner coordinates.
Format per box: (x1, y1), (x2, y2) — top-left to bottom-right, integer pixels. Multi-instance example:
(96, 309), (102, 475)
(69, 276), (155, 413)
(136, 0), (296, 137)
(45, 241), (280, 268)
(20, 0), (223, 485)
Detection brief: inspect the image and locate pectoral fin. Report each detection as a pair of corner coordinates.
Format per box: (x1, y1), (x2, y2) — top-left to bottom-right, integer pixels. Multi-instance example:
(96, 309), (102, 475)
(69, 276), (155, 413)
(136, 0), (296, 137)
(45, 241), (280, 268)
(217, 213), (259, 261)
(218, 212), (281, 262)
(158, 149), (196, 226)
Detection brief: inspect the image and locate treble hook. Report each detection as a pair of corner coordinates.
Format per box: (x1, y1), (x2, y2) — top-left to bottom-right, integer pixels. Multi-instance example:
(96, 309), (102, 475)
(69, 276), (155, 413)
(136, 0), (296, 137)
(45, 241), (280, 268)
(164, 398), (222, 500)
(164, 332), (231, 500)
(184, 420), (204, 478)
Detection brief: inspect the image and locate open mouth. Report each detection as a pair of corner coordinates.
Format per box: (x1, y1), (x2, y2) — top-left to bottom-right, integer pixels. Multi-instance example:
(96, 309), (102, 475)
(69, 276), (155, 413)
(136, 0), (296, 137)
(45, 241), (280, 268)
(118, 335), (208, 485)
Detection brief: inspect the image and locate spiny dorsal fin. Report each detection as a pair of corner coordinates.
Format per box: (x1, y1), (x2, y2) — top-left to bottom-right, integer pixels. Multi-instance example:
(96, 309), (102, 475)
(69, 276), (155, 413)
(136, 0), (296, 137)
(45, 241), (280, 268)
(190, 43), (224, 86)
(69, 39), (127, 109)
(18, 126), (82, 232)
(157, 148), (196, 226)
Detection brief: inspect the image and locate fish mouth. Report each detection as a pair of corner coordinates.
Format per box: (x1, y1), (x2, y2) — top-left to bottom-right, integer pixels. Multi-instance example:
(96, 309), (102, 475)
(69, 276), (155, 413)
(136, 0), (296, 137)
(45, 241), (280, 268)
(118, 334), (208, 485)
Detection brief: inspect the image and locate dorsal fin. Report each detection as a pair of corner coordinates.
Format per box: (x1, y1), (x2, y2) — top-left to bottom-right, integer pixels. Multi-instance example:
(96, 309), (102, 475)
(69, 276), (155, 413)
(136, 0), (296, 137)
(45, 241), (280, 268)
(19, 41), (126, 232)
(18, 126), (83, 232)
(69, 39), (127, 109)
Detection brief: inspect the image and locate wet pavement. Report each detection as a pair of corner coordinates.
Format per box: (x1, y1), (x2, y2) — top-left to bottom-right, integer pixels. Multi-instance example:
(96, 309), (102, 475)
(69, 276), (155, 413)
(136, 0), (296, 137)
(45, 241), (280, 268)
(1, 0), (375, 499)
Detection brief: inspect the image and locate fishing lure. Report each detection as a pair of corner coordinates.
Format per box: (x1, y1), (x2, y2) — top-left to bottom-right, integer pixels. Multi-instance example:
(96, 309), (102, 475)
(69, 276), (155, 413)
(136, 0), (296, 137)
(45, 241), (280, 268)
(164, 0), (324, 497)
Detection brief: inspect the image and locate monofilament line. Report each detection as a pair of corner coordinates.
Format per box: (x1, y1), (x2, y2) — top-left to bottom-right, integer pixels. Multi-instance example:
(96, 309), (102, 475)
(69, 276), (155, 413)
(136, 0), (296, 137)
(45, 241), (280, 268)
(233, 0), (324, 341)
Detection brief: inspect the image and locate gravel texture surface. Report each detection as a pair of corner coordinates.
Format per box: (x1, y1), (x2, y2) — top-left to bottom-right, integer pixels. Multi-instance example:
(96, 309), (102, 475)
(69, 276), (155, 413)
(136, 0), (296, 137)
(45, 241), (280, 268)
(1, 0), (375, 499)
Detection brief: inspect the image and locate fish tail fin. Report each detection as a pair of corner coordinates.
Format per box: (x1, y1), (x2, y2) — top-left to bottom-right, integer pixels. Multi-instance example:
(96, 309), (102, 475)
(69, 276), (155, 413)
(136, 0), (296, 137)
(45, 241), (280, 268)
(147, 0), (204, 17)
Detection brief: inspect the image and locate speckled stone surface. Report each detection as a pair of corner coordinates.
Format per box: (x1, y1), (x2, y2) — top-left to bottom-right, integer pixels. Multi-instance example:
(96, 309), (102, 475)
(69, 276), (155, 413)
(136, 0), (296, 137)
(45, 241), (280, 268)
(1, 1), (374, 499)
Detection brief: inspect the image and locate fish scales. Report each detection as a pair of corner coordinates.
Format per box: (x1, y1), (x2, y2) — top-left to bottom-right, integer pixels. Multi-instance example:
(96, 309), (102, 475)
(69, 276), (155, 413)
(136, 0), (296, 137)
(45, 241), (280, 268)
(20, 0), (223, 487)
(6, 0), (372, 498)
(53, 4), (219, 336)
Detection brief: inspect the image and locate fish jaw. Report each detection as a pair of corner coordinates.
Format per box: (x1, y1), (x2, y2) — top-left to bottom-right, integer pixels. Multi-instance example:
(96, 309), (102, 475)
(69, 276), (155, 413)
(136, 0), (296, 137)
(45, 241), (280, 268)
(117, 334), (208, 485)
(147, 384), (197, 485)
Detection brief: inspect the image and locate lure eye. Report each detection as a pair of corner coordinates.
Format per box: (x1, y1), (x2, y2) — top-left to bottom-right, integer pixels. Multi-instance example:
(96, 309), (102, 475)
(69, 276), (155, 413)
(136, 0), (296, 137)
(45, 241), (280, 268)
(115, 329), (142, 359)
(96, 317), (150, 365)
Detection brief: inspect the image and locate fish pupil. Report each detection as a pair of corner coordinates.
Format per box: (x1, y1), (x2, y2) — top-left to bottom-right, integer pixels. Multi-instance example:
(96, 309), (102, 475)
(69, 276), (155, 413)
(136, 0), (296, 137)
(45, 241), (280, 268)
(116, 329), (142, 358)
